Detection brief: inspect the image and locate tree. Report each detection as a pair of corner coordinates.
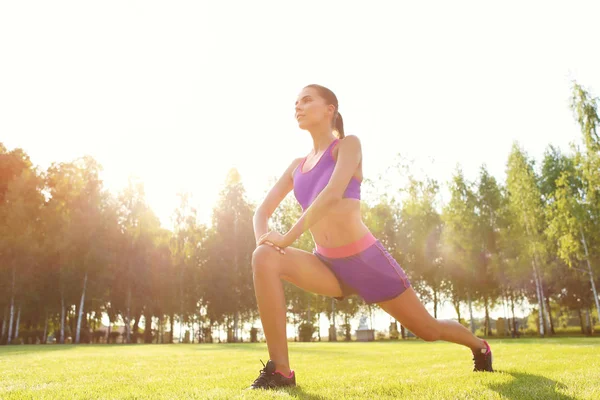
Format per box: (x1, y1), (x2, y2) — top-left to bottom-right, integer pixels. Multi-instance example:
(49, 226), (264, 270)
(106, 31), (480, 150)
(170, 192), (206, 343)
(506, 143), (550, 336)
(204, 169), (256, 342)
(569, 82), (600, 322)
(66, 157), (110, 344)
(45, 159), (94, 344)
(116, 177), (162, 343)
(0, 160), (43, 344)
(474, 166), (503, 336)
(398, 176), (443, 317)
(441, 168), (478, 331)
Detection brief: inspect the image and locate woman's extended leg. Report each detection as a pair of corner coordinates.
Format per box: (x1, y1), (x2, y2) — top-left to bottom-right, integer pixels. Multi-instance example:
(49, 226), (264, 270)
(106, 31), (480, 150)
(378, 288), (486, 351)
(251, 243), (343, 375)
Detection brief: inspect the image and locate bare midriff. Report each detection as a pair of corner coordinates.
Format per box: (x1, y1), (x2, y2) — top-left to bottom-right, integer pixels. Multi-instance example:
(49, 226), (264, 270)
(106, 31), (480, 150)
(308, 198), (371, 248)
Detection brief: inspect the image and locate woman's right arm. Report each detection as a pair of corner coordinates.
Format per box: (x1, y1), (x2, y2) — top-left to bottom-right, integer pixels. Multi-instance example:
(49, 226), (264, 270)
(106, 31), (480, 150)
(253, 158), (303, 244)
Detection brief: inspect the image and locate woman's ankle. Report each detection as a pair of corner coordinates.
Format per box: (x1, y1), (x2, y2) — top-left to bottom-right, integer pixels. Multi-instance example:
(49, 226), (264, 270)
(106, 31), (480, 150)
(471, 339), (488, 353)
(274, 362), (292, 377)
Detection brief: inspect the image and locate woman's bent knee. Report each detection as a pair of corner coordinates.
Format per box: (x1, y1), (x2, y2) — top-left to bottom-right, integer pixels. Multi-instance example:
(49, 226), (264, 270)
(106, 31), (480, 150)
(251, 245), (281, 276)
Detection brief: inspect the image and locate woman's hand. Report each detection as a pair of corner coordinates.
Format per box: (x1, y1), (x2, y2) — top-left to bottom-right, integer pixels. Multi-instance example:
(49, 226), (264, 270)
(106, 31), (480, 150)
(256, 231), (293, 254)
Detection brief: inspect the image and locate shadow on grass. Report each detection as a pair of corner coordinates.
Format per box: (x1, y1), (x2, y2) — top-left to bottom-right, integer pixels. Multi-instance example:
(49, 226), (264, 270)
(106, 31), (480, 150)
(489, 370), (574, 400)
(279, 385), (328, 400)
(240, 386), (326, 400)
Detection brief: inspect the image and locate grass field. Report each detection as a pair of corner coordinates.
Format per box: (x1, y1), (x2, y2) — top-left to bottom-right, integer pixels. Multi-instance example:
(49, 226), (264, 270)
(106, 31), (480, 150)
(1, 338), (599, 399)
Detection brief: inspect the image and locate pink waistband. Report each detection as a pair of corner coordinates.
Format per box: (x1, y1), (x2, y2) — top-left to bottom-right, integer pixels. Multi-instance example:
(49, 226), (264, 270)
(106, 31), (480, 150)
(316, 231), (377, 258)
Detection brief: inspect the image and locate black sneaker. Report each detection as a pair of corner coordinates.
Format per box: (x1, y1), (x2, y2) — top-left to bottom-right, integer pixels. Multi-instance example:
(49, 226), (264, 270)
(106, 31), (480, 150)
(248, 359), (296, 390)
(473, 340), (494, 372)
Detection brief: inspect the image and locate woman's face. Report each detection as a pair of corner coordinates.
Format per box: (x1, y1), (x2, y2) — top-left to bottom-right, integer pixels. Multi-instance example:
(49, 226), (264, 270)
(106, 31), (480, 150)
(295, 87), (334, 131)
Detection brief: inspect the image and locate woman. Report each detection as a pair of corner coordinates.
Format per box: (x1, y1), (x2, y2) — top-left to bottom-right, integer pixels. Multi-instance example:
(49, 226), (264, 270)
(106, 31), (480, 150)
(249, 84), (493, 390)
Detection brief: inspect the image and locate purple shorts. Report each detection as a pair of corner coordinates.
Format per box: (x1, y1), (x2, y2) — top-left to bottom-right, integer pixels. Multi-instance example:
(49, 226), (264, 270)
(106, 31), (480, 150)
(314, 232), (411, 304)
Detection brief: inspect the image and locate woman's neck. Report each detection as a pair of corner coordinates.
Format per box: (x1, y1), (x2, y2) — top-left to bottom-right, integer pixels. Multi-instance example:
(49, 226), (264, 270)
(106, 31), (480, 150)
(309, 128), (337, 153)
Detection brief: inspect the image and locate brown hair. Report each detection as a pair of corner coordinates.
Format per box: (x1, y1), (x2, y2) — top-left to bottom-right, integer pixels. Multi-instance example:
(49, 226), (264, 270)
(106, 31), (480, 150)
(304, 84), (345, 139)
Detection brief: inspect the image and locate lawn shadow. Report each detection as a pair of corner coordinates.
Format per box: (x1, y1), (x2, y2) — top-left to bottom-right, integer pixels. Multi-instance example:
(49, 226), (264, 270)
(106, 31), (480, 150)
(489, 370), (574, 400)
(239, 385), (327, 400)
(281, 385), (328, 400)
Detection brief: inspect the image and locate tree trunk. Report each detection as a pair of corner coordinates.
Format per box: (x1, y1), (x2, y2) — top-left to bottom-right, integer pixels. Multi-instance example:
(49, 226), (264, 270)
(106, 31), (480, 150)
(179, 278), (184, 344)
(317, 313), (321, 342)
(581, 228), (600, 323)
(532, 263), (545, 337)
(125, 286), (132, 344)
(502, 294), (508, 322)
(7, 265), (16, 345)
(344, 314), (351, 341)
(523, 208), (548, 336)
(400, 324), (406, 339)
(233, 312), (239, 343)
(14, 305), (21, 341)
(433, 289), (438, 319)
(75, 271), (88, 344)
(169, 313), (175, 344)
(1, 306), (8, 343)
(578, 307), (585, 334)
(545, 296), (555, 335)
(132, 308), (142, 343)
(452, 297), (462, 324)
(199, 316), (203, 343)
(484, 296), (491, 336)
(467, 291), (475, 333)
(585, 308), (592, 336)
(536, 263), (550, 334)
(331, 299), (336, 331)
(60, 292), (66, 344)
(43, 310), (49, 344)
(510, 291), (517, 334)
(191, 316), (195, 344)
(106, 312), (112, 344)
(144, 309), (153, 344)
(294, 314), (298, 342)
(67, 310), (72, 339)
(7, 295), (14, 345)
(157, 315), (162, 344)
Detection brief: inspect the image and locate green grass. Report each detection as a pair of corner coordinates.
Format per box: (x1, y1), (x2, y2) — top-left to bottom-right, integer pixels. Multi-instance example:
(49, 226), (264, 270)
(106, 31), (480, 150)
(1, 338), (599, 399)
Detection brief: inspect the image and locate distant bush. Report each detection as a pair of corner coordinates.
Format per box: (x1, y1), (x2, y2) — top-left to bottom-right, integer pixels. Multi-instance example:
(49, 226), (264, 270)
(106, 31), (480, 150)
(298, 323), (316, 342)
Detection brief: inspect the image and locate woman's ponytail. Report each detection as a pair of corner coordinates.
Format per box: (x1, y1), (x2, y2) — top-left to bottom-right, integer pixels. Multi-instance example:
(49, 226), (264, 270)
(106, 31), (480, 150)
(334, 111), (345, 139)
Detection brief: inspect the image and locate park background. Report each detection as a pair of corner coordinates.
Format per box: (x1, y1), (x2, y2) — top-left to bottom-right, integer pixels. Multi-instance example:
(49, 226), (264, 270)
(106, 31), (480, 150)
(1, 1), (600, 347)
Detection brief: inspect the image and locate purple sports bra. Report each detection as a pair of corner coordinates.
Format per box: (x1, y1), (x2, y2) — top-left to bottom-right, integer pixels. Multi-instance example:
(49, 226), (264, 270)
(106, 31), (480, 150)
(293, 139), (361, 211)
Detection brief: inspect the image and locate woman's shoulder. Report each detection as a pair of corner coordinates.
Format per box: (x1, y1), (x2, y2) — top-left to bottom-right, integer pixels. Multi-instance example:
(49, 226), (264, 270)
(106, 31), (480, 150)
(292, 157), (304, 167)
(335, 135), (362, 155)
(287, 157), (305, 179)
(340, 134), (361, 145)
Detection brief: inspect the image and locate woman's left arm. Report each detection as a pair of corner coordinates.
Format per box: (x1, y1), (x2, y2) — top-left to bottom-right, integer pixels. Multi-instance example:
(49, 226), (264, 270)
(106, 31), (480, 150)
(283, 135), (362, 246)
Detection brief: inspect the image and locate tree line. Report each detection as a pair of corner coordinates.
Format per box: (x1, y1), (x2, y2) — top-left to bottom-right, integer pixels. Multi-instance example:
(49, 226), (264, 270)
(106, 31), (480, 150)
(1, 82), (599, 345)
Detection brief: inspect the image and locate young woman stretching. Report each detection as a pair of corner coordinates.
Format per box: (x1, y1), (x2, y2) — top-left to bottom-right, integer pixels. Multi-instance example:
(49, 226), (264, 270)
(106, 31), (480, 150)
(249, 84), (493, 390)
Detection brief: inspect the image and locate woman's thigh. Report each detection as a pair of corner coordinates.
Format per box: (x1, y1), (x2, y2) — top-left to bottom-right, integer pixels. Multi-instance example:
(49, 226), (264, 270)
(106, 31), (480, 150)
(252, 244), (344, 298)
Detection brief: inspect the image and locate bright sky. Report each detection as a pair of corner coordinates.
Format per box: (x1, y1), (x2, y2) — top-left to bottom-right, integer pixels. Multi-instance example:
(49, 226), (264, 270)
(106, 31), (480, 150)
(2, 1), (599, 231)
(5, 1), (598, 327)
